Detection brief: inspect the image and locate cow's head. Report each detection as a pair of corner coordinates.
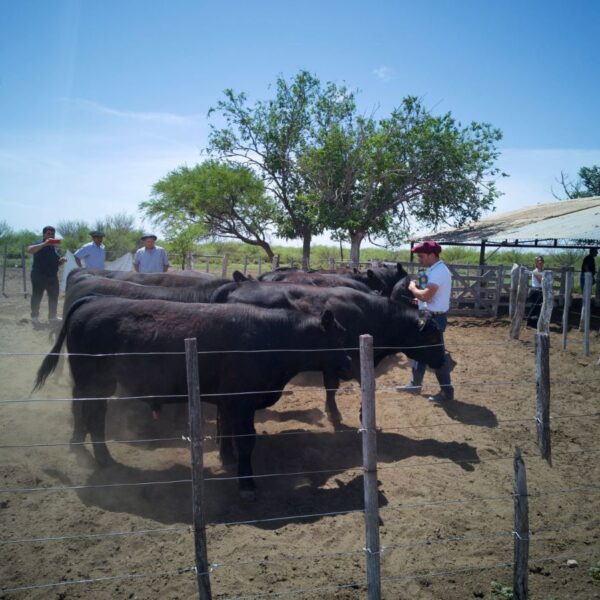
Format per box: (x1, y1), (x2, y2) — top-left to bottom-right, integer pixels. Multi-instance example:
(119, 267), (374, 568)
(315, 310), (353, 380)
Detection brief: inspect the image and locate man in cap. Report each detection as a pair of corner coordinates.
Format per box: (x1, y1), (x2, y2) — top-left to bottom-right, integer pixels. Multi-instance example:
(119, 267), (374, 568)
(26, 225), (67, 325)
(134, 234), (170, 273)
(397, 240), (454, 402)
(74, 230), (106, 268)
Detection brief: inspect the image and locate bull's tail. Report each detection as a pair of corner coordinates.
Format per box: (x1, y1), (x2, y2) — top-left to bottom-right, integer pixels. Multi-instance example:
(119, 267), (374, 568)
(33, 296), (96, 391)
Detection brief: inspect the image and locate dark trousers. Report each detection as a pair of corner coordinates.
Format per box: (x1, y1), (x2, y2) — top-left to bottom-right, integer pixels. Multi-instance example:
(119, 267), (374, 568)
(411, 313), (453, 397)
(30, 271), (59, 319)
(526, 289), (543, 328)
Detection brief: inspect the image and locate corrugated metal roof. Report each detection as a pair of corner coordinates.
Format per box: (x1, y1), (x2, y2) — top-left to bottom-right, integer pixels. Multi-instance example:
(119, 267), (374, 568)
(430, 196), (600, 243)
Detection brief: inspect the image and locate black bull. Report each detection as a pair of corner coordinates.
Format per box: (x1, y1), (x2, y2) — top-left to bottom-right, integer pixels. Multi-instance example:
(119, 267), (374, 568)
(34, 297), (352, 496)
(210, 281), (445, 428)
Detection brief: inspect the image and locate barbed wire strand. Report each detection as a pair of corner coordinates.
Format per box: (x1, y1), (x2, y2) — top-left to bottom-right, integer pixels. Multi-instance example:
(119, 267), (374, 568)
(0, 566), (197, 594)
(2, 409), (599, 450)
(223, 580), (364, 600)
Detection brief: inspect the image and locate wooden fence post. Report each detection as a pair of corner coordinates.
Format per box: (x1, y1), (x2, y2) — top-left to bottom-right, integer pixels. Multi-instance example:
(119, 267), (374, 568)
(271, 254), (280, 271)
(185, 252), (194, 271)
(328, 257), (336, 272)
(581, 272), (592, 356)
(513, 447), (529, 600)
(221, 254), (229, 278)
(20, 245), (27, 298)
(535, 333), (552, 464)
(257, 255), (262, 275)
(1, 244), (7, 297)
(510, 267), (528, 339)
(537, 271), (554, 334)
(509, 264), (519, 319)
(561, 270), (573, 350)
(359, 335), (381, 600)
(243, 255), (248, 275)
(185, 338), (213, 600)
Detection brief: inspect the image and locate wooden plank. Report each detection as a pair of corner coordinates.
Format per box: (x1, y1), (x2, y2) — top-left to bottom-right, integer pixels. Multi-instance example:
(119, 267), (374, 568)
(21, 245), (27, 298)
(510, 267), (529, 339)
(582, 272), (592, 356)
(185, 338), (213, 600)
(535, 333), (552, 464)
(561, 270), (573, 350)
(509, 264), (519, 319)
(359, 335), (381, 600)
(1, 245), (7, 297)
(513, 447), (529, 600)
(220, 254), (229, 278)
(537, 271), (554, 334)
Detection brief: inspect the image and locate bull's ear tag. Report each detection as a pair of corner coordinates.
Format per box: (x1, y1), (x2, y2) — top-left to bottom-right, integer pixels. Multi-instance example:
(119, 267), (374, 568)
(418, 318), (426, 331)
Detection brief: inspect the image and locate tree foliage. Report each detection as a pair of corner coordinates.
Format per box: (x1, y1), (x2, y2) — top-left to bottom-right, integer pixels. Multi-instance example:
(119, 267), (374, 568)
(142, 161), (277, 259)
(554, 165), (600, 199)
(208, 70), (356, 267)
(300, 96), (504, 263)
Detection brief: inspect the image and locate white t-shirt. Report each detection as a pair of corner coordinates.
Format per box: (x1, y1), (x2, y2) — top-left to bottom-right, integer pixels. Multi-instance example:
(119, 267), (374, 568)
(531, 268), (543, 288)
(134, 246), (170, 273)
(418, 260), (452, 312)
(74, 242), (106, 269)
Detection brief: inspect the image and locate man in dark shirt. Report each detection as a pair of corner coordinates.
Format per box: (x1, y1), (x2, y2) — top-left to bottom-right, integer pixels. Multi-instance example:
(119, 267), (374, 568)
(26, 226), (66, 325)
(581, 248), (597, 293)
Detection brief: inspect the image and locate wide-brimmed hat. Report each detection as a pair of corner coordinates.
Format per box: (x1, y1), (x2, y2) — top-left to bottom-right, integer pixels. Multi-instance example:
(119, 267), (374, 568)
(89, 230), (105, 237)
(140, 233), (158, 241)
(413, 240), (442, 255)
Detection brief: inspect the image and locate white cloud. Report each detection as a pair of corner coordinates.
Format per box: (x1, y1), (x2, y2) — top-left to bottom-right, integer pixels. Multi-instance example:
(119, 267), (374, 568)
(65, 98), (203, 126)
(373, 66), (394, 82)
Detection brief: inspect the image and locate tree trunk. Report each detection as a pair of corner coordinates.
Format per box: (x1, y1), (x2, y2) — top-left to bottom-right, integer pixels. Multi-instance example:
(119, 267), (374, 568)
(258, 240), (274, 261)
(349, 230), (365, 269)
(302, 229), (312, 270)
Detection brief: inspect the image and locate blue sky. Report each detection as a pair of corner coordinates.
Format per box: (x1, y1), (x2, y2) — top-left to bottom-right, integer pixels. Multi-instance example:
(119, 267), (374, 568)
(1, 0), (599, 244)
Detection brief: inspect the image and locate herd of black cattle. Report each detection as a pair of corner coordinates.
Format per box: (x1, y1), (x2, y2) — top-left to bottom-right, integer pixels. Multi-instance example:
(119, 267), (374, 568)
(34, 264), (445, 498)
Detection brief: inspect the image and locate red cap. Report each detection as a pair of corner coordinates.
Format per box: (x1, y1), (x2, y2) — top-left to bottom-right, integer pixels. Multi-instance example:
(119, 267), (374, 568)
(413, 240), (442, 255)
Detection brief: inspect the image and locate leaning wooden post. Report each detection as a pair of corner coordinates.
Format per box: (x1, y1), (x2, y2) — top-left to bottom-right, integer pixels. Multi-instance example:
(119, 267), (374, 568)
(537, 271), (554, 334)
(328, 257), (336, 272)
(185, 251), (194, 271)
(561, 270), (573, 350)
(510, 267), (528, 339)
(509, 264), (519, 319)
(359, 335), (381, 600)
(21, 245), (27, 298)
(535, 333), (552, 464)
(581, 272), (592, 356)
(243, 255), (248, 275)
(513, 447), (529, 600)
(220, 254), (229, 278)
(185, 338), (213, 600)
(257, 255), (262, 275)
(1, 244), (7, 297)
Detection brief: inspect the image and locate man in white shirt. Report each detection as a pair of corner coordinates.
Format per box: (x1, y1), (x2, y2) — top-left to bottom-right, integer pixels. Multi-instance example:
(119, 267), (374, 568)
(398, 240), (454, 402)
(134, 234), (170, 273)
(74, 230), (106, 269)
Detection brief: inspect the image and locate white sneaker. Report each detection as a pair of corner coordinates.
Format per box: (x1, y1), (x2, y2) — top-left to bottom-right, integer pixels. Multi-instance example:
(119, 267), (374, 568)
(31, 317), (40, 325)
(49, 317), (62, 324)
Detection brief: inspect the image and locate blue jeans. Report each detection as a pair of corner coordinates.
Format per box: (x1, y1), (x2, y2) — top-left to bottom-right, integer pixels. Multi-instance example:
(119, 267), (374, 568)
(411, 314), (453, 398)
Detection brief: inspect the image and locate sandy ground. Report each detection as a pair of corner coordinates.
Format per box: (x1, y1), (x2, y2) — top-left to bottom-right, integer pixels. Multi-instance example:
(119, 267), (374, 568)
(0, 267), (599, 600)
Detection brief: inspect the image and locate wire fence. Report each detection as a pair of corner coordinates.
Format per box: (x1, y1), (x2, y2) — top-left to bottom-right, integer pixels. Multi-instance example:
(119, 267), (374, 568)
(0, 331), (598, 598)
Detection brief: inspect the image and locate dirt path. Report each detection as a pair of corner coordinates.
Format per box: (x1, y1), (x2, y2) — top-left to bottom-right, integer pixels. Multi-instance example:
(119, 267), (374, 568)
(1, 269), (599, 599)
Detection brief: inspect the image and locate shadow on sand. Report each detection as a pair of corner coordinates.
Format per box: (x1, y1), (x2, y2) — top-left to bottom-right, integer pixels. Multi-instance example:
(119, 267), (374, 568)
(44, 429), (479, 530)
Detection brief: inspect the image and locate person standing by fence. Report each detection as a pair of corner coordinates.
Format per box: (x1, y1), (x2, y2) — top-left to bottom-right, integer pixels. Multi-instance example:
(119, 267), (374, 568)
(526, 256), (544, 328)
(74, 230), (106, 268)
(134, 234), (170, 273)
(397, 240), (454, 402)
(26, 225), (66, 325)
(580, 247), (597, 292)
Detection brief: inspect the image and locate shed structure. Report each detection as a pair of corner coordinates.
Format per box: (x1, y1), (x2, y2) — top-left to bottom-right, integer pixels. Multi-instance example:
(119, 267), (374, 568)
(406, 196), (600, 317)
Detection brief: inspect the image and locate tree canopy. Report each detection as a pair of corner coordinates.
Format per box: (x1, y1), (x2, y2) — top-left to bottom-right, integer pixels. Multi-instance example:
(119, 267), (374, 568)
(141, 160), (278, 259)
(554, 165), (600, 199)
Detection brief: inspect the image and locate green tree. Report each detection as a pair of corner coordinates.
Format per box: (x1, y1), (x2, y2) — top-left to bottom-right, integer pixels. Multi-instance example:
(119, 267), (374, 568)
(56, 220), (90, 252)
(142, 160), (278, 259)
(554, 165), (600, 199)
(208, 70), (356, 268)
(300, 97), (504, 265)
